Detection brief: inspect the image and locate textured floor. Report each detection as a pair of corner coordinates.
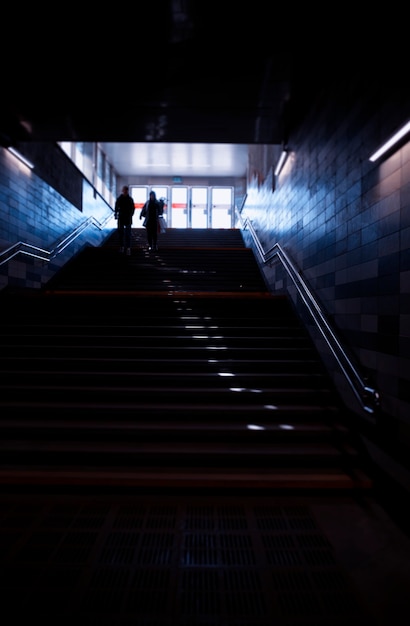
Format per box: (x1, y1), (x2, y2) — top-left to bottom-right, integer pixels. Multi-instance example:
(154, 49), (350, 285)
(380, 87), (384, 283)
(1, 490), (410, 626)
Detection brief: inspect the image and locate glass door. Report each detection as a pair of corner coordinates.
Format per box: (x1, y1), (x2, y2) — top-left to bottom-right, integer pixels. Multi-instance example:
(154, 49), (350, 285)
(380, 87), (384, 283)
(129, 186), (148, 212)
(210, 187), (233, 228)
(129, 185), (234, 229)
(191, 187), (208, 228)
(170, 186), (188, 228)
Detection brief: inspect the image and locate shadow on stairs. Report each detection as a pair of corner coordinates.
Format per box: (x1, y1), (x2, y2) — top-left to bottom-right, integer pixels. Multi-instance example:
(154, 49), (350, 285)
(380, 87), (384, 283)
(0, 227), (374, 493)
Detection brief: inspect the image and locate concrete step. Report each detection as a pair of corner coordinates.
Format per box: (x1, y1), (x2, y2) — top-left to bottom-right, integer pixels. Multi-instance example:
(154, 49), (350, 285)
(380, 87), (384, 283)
(0, 466), (373, 490)
(0, 252), (374, 493)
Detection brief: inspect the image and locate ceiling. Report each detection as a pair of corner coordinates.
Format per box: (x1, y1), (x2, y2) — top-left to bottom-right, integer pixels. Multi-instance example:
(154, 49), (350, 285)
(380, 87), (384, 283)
(1, 4), (301, 142)
(0, 3), (357, 178)
(100, 142), (250, 177)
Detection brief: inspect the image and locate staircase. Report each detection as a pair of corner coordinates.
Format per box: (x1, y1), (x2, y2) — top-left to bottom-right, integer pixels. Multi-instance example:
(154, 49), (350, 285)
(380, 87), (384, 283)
(44, 227), (269, 294)
(0, 228), (373, 491)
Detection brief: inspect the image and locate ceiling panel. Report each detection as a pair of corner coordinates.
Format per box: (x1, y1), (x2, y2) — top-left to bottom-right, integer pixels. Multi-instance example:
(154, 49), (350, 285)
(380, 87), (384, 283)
(100, 142), (250, 177)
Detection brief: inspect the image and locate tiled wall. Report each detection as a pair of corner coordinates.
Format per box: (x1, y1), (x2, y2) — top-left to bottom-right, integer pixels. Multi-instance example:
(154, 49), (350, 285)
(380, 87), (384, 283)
(240, 81), (410, 487)
(0, 145), (114, 290)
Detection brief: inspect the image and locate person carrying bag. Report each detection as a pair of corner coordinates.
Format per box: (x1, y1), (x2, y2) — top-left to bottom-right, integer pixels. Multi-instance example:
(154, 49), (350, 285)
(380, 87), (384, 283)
(140, 190), (161, 251)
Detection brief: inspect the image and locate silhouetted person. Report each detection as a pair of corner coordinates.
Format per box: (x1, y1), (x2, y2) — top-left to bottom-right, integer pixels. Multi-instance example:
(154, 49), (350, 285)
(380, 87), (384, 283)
(114, 185), (135, 255)
(140, 190), (161, 251)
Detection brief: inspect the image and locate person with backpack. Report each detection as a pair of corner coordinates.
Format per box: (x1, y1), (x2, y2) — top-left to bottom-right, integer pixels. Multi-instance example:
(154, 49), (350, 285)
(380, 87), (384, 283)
(140, 190), (161, 251)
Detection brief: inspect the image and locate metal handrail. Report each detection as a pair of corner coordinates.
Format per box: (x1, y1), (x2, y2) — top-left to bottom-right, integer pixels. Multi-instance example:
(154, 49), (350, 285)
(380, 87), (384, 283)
(0, 213), (113, 266)
(237, 209), (380, 415)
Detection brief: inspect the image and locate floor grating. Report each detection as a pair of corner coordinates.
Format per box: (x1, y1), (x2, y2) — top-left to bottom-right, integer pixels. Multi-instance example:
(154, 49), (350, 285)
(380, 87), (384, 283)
(0, 492), (390, 625)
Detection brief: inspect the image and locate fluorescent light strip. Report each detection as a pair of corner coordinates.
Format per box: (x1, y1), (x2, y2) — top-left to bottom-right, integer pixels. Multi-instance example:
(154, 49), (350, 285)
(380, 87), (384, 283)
(369, 120), (410, 162)
(274, 149), (288, 176)
(7, 147), (34, 169)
